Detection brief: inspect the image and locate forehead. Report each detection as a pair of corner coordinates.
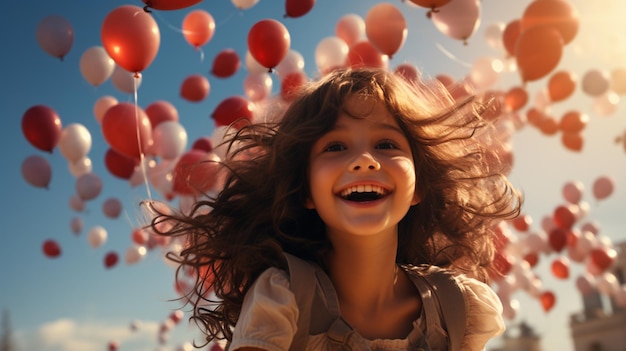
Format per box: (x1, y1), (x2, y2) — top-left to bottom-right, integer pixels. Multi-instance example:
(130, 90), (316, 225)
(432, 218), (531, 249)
(338, 94), (399, 128)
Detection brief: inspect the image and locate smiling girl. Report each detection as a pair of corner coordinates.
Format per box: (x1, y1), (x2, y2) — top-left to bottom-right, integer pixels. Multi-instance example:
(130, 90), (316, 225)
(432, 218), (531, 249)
(149, 68), (522, 350)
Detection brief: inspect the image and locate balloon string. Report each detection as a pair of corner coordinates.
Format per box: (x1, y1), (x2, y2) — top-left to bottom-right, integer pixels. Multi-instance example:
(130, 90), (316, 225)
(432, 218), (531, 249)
(434, 42), (472, 68)
(133, 76), (153, 201)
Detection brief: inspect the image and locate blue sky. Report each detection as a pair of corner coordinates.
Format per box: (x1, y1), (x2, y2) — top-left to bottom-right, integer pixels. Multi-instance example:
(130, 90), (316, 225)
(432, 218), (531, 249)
(1, 0), (625, 350)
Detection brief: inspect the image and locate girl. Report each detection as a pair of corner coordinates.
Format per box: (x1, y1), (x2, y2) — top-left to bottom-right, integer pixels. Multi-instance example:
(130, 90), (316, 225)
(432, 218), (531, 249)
(150, 68), (522, 350)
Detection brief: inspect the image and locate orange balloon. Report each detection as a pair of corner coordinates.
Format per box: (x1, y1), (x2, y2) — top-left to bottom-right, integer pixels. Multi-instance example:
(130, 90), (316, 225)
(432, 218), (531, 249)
(347, 41), (388, 69)
(247, 19), (291, 70)
(540, 291), (556, 312)
(502, 19), (521, 57)
(515, 25), (563, 82)
(504, 86), (528, 112)
(101, 5), (160, 74)
(365, 3), (407, 58)
(180, 74), (210, 102)
(538, 116), (559, 135)
(182, 9), (215, 49)
(521, 0), (579, 45)
(101, 102), (153, 159)
(523, 252), (539, 268)
(548, 70), (577, 102)
(561, 132), (583, 152)
(551, 257), (570, 279)
(142, 0), (202, 11)
(559, 110), (588, 133)
(409, 0), (451, 10)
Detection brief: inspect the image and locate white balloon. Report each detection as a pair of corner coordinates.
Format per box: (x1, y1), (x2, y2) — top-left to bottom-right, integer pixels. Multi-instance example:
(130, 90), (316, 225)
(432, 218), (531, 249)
(244, 73), (273, 102)
(245, 50), (267, 74)
(484, 22), (505, 52)
(79, 46), (114, 86)
(93, 95), (118, 123)
(58, 123), (92, 163)
(593, 91), (620, 116)
(111, 65), (142, 94)
(87, 225), (108, 248)
(68, 156), (93, 178)
(469, 56), (502, 90)
(315, 37), (349, 74)
(335, 14), (365, 46)
(152, 121), (188, 161)
(125, 245), (147, 264)
(75, 172), (103, 201)
(231, 0), (258, 10)
(276, 50), (305, 80)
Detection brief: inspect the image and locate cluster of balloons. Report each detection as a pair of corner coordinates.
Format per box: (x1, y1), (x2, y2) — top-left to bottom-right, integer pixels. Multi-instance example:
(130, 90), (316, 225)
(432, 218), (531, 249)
(21, 0), (625, 348)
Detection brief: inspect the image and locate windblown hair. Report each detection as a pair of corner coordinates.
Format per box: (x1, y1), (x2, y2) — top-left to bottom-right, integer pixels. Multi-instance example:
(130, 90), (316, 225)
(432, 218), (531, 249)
(148, 67), (521, 345)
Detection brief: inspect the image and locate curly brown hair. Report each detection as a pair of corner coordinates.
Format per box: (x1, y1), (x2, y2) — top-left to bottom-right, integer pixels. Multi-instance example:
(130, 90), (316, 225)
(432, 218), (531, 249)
(148, 67), (522, 345)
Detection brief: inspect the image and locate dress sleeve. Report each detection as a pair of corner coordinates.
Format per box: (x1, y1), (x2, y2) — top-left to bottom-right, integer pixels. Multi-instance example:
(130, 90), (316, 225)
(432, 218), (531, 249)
(456, 275), (506, 351)
(229, 267), (298, 351)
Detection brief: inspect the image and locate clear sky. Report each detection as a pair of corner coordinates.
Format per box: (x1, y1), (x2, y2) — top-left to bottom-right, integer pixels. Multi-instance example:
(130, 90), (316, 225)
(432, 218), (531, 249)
(1, 0), (625, 350)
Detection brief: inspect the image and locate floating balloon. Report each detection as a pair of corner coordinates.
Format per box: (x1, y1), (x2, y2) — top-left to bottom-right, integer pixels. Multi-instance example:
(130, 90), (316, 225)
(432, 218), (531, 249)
(211, 49), (241, 78)
(88, 226), (108, 248)
(610, 68), (626, 95)
(105, 148), (138, 180)
(504, 86), (528, 112)
(142, 0), (202, 11)
(111, 65), (143, 94)
(592, 176), (614, 200)
(484, 22), (505, 52)
(336, 14), (365, 46)
(211, 96), (255, 127)
(408, 0), (451, 11)
(76, 173), (103, 201)
(191, 137), (213, 152)
(36, 15), (74, 60)
(551, 256), (570, 279)
(346, 41), (388, 70)
(520, 0), (579, 45)
(281, 71), (308, 102)
(180, 74), (210, 102)
(243, 72), (273, 102)
(68, 156), (93, 179)
(21, 155), (52, 189)
(365, 3), (407, 58)
(104, 251), (119, 269)
(502, 19), (521, 57)
(430, 0), (481, 44)
(42, 239), (61, 258)
(285, 0), (316, 18)
(589, 247), (617, 273)
(581, 69), (610, 97)
(394, 63), (420, 84)
(562, 181), (584, 204)
(593, 91), (620, 117)
(515, 25), (563, 82)
(547, 70), (577, 102)
(125, 245), (147, 265)
(102, 102), (153, 159)
(559, 111), (588, 134)
(182, 9), (216, 49)
(69, 194), (85, 212)
(276, 50), (305, 80)
(469, 56), (503, 90)
(94, 96), (118, 123)
(145, 100), (179, 128)
(152, 121), (188, 160)
(511, 214), (532, 232)
(172, 150), (222, 195)
(102, 197), (123, 219)
(548, 227), (568, 252)
(70, 217), (83, 235)
(132, 228), (150, 246)
(101, 5), (160, 75)
(79, 46), (114, 86)
(232, 0), (258, 10)
(315, 37), (348, 74)
(57, 123), (92, 163)
(22, 105), (62, 153)
(247, 19), (291, 70)
(540, 291), (556, 312)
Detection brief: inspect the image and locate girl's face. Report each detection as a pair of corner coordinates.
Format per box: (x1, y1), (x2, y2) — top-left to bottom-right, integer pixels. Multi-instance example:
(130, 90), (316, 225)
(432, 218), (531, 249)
(306, 95), (420, 240)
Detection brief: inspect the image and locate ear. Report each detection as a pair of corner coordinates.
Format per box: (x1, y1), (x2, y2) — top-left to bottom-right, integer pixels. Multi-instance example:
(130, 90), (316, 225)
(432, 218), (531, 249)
(411, 191), (421, 206)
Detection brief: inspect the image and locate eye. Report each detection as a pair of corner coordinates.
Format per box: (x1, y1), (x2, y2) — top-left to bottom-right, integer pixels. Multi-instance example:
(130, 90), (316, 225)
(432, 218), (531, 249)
(323, 142), (346, 152)
(376, 140), (398, 150)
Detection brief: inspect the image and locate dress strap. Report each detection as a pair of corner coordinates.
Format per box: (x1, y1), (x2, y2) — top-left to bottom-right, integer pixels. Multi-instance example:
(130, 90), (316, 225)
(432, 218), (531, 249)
(284, 253), (317, 351)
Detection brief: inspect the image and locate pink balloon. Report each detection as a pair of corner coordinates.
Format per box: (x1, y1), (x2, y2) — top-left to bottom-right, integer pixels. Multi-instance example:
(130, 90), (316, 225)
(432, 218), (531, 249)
(145, 100), (179, 128)
(93, 96), (118, 123)
(364, 3), (407, 58)
(336, 14), (365, 46)
(243, 72), (272, 102)
(430, 0), (481, 43)
(592, 176), (614, 200)
(575, 274), (596, 296)
(79, 46), (115, 86)
(70, 217), (83, 235)
(21, 155), (52, 189)
(76, 173), (103, 201)
(36, 15), (74, 60)
(102, 197), (123, 218)
(581, 69), (610, 97)
(562, 180), (584, 204)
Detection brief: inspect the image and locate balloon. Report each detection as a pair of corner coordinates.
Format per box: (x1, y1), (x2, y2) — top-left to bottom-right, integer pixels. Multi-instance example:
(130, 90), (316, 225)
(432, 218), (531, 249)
(502, 19), (521, 57)
(36, 15), (74, 60)
(562, 181), (584, 204)
(547, 70), (577, 102)
(244, 50), (268, 74)
(559, 111), (588, 134)
(285, 0), (316, 18)
(575, 274), (596, 296)
(281, 71), (308, 102)
(593, 91), (620, 117)
(57, 123), (92, 163)
(142, 0), (202, 11)
(276, 50), (305, 80)
(79, 46), (114, 86)
(548, 227), (568, 252)
(21, 105), (62, 153)
(346, 41), (388, 70)
(70, 217), (83, 235)
(511, 214), (532, 232)
(69, 194), (85, 212)
(69, 156), (94, 183)
(431, 0), (481, 44)
(247, 19), (291, 70)
(105, 148), (138, 179)
(182, 10), (216, 49)
(365, 3), (407, 58)
(491, 252), (514, 278)
(145, 100), (179, 128)
(315, 37), (348, 74)
(152, 121), (188, 160)
(408, 0), (451, 11)
(132, 228), (150, 245)
(172, 150), (222, 195)
(581, 69), (610, 97)
(394, 63), (420, 84)
(21, 155), (52, 189)
(102, 198), (123, 219)
(537, 116), (559, 136)
(102, 102), (153, 159)
(520, 0), (579, 45)
(469, 57), (503, 90)
(76, 173), (103, 201)
(111, 65), (143, 94)
(104, 251), (119, 269)
(610, 68), (626, 95)
(484, 22), (505, 52)
(211, 96), (255, 127)
(94, 96), (118, 123)
(243, 72), (273, 102)
(180, 74), (210, 102)
(125, 245), (147, 265)
(515, 25), (563, 82)
(211, 49), (241, 78)
(592, 176), (614, 200)
(42, 239), (62, 258)
(232, 0), (258, 10)
(108, 340), (119, 351)
(88, 226), (108, 248)
(540, 291), (556, 312)
(101, 5), (160, 74)
(590, 248), (617, 273)
(191, 137), (213, 152)
(336, 14), (365, 46)
(504, 86), (528, 112)
(553, 204), (577, 229)
(551, 256), (570, 279)
(523, 252), (539, 268)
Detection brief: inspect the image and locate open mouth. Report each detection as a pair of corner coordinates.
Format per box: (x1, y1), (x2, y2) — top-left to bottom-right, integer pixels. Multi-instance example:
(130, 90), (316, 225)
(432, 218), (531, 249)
(339, 185), (388, 202)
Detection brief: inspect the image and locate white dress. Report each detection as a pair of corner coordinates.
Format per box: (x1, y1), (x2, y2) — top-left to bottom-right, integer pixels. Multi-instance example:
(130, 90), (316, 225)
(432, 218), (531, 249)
(229, 266), (505, 351)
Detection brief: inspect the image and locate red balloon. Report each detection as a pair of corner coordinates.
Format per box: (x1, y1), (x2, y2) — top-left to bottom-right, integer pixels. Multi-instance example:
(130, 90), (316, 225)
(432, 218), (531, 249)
(191, 137), (213, 152)
(182, 9), (215, 49)
(101, 5), (160, 74)
(590, 248), (617, 272)
(524, 252), (539, 268)
(540, 291), (556, 312)
(521, 0), (579, 45)
(548, 227), (568, 252)
(281, 71), (308, 102)
(561, 132), (584, 152)
(408, 0), (451, 11)
(347, 41), (387, 69)
(247, 19), (291, 70)
(285, 0), (316, 18)
(592, 176), (614, 200)
(107, 341), (119, 351)
(42, 239), (61, 258)
(211, 49), (241, 78)
(172, 150), (221, 195)
(394, 63), (420, 84)
(551, 256), (570, 279)
(211, 96), (254, 128)
(548, 70), (577, 102)
(559, 110), (588, 133)
(502, 19), (521, 57)
(512, 214), (532, 232)
(142, 0), (202, 11)
(22, 105), (62, 153)
(145, 100), (179, 128)
(180, 74), (210, 102)
(553, 204), (577, 229)
(105, 148), (138, 179)
(102, 102), (153, 159)
(504, 86), (529, 112)
(515, 25), (563, 82)
(104, 251), (119, 269)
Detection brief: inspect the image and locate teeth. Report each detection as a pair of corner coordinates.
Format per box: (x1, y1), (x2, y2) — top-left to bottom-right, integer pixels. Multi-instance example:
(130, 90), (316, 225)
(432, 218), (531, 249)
(340, 185), (386, 197)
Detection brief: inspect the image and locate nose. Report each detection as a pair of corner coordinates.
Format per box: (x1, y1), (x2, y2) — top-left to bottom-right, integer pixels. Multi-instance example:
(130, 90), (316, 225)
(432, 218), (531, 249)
(350, 152), (381, 171)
